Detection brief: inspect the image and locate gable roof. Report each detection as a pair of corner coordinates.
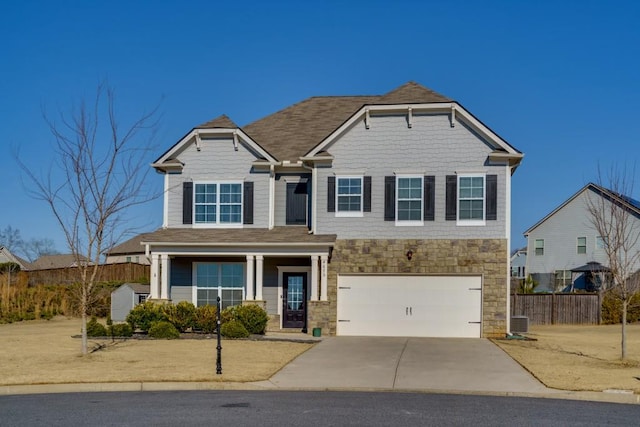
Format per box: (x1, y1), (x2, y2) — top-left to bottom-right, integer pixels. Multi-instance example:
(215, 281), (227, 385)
(0, 246), (30, 270)
(524, 183), (640, 236)
(107, 232), (153, 255)
(29, 254), (91, 270)
(154, 81), (521, 167)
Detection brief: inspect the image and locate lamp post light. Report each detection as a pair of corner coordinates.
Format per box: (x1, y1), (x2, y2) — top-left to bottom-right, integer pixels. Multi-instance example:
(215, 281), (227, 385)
(216, 296), (222, 375)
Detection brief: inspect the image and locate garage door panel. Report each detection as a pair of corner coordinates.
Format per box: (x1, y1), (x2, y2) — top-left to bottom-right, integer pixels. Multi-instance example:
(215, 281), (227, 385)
(337, 275), (481, 338)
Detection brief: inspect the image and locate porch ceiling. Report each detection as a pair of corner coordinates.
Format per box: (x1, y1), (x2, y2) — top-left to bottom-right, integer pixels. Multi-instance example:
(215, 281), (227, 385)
(140, 227), (336, 247)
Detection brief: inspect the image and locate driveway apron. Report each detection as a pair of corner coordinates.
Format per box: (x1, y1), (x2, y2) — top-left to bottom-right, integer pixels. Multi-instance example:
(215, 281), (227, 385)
(267, 337), (550, 394)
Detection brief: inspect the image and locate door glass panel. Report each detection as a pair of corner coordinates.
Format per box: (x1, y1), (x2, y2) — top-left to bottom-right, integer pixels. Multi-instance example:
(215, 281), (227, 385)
(287, 276), (303, 310)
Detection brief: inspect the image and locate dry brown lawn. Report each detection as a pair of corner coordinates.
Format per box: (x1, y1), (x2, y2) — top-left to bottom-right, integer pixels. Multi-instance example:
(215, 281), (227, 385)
(494, 323), (640, 393)
(0, 317), (312, 386)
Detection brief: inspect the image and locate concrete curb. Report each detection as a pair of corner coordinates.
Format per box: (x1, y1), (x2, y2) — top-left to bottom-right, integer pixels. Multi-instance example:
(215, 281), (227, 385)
(1, 381), (638, 405)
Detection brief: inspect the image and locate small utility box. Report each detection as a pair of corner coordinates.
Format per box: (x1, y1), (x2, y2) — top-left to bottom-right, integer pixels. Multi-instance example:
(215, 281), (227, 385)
(511, 315), (529, 333)
(110, 283), (150, 322)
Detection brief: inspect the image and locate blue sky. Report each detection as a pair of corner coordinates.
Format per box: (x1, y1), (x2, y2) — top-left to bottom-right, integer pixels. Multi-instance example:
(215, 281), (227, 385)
(1, 0), (639, 254)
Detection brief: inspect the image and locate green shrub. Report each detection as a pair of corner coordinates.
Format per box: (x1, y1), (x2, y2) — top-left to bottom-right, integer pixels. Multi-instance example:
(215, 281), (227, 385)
(220, 320), (249, 339)
(220, 306), (237, 325)
(126, 302), (167, 332)
(86, 317), (107, 337)
(601, 291), (640, 324)
(234, 304), (268, 334)
(163, 301), (197, 332)
(148, 321), (180, 339)
(194, 304), (218, 334)
(110, 323), (133, 337)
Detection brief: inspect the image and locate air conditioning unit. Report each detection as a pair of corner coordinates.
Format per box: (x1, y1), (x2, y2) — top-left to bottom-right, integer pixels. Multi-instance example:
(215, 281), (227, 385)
(511, 315), (529, 333)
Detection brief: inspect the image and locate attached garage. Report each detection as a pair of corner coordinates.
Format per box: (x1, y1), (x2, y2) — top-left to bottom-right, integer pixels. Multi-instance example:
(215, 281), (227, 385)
(337, 275), (482, 338)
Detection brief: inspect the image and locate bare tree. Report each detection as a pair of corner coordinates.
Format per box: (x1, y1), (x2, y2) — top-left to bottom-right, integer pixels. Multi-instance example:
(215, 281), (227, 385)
(0, 225), (24, 254)
(22, 238), (59, 262)
(585, 166), (640, 359)
(16, 83), (160, 354)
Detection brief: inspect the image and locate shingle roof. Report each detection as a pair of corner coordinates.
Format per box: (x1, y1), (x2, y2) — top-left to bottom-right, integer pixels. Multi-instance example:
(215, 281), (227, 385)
(29, 254), (91, 270)
(121, 283), (150, 294)
(198, 82), (452, 162)
(140, 227), (336, 246)
(108, 233), (153, 255)
(198, 114), (239, 129)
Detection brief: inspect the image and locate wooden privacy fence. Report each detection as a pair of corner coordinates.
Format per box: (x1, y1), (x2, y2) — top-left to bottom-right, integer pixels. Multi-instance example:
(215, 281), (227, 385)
(511, 293), (602, 325)
(26, 263), (150, 286)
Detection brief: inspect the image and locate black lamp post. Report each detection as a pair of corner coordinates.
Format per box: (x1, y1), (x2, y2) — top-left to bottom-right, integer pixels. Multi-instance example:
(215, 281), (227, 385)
(216, 296), (222, 375)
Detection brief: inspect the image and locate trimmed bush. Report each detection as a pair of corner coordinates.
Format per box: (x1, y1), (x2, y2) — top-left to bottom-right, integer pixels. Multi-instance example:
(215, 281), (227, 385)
(234, 304), (268, 334)
(86, 317), (107, 337)
(220, 306), (237, 325)
(220, 320), (249, 339)
(163, 301), (197, 332)
(126, 302), (167, 332)
(194, 304), (218, 334)
(148, 321), (180, 339)
(110, 323), (133, 337)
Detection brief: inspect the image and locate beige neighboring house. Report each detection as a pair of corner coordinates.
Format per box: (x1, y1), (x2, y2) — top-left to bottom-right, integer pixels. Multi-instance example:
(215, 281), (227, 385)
(29, 254), (91, 270)
(105, 233), (151, 265)
(0, 246), (31, 270)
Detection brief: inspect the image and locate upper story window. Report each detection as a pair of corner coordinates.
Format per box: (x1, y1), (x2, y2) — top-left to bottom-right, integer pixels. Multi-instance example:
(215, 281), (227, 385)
(194, 182), (242, 225)
(534, 239), (544, 256)
(458, 175), (485, 225)
(577, 237), (587, 254)
(336, 177), (362, 216)
(396, 176), (423, 225)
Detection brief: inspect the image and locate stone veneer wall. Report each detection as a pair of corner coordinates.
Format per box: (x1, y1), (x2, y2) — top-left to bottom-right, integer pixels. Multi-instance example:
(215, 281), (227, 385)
(307, 239), (508, 338)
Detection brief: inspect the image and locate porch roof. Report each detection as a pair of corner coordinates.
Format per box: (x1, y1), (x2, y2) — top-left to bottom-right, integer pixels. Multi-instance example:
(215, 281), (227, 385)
(571, 261), (610, 273)
(140, 227), (337, 247)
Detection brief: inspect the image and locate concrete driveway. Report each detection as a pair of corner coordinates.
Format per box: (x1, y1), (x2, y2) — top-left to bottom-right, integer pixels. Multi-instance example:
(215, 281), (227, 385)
(264, 337), (551, 394)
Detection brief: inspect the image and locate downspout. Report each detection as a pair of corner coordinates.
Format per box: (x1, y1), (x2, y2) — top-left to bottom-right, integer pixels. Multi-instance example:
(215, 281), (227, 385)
(268, 164), (275, 230)
(505, 163), (513, 335)
(301, 161), (316, 234)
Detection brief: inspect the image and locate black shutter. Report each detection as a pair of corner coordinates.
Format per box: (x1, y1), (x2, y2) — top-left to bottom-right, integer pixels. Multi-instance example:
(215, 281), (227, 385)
(384, 176), (396, 221)
(182, 181), (193, 224)
(243, 181), (254, 224)
(327, 176), (335, 212)
(363, 176), (372, 212)
(424, 175), (435, 221)
(445, 175), (457, 221)
(486, 174), (497, 221)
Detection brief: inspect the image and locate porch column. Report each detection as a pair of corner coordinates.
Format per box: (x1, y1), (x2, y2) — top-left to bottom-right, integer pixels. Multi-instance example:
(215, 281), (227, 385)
(310, 255), (319, 301)
(160, 253), (170, 300)
(255, 255), (264, 300)
(246, 255), (255, 300)
(320, 255), (328, 301)
(150, 253), (160, 299)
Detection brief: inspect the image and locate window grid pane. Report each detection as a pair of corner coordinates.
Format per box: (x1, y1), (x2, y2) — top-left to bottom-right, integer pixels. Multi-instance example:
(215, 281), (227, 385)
(458, 176), (484, 221)
(577, 237), (587, 254)
(397, 177), (422, 221)
(196, 263), (245, 308)
(337, 178), (362, 212)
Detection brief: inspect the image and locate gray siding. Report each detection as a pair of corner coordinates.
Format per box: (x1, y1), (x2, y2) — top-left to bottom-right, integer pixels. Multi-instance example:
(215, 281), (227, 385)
(171, 286), (193, 304)
(166, 137), (269, 228)
(315, 113), (507, 239)
(110, 286), (134, 322)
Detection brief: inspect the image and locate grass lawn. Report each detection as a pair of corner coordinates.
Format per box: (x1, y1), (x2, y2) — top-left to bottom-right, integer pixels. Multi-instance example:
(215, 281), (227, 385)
(493, 323), (640, 393)
(0, 317), (313, 385)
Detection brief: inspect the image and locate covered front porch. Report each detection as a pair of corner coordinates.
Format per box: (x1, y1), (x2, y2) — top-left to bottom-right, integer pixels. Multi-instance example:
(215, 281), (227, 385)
(141, 228), (336, 331)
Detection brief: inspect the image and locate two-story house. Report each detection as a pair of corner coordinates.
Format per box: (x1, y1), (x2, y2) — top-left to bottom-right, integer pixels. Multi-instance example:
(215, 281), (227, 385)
(141, 82), (523, 338)
(524, 183), (640, 292)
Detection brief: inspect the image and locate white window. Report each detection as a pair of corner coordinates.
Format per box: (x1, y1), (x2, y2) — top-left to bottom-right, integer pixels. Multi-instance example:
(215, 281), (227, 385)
(193, 262), (244, 310)
(336, 176), (363, 217)
(194, 182), (242, 226)
(555, 270), (572, 289)
(396, 176), (423, 225)
(577, 237), (587, 254)
(458, 174), (485, 225)
(534, 239), (544, 256)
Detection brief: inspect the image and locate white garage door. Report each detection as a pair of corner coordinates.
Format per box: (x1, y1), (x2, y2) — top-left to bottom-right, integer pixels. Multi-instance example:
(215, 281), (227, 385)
(337, 275), (482, 338)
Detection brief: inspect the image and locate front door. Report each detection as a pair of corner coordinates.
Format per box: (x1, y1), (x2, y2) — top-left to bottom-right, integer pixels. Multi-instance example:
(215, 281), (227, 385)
(282, 272), (307, 329)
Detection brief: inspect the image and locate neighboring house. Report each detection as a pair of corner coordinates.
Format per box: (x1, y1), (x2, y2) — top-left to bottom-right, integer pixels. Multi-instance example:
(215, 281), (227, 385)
(29, 254), (91, 270)
(140, 81), (523, 338)
(111, 283), (150, 322)
(106, 234), (152, 265)
(524, 183), (640, 292)
(0, 246), (30, 270)
(510, 248), (527, 279)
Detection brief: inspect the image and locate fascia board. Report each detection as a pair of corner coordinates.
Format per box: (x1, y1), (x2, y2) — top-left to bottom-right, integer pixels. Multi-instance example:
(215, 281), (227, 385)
(141, 241), (334, 248)
(305, 102), (520, 157)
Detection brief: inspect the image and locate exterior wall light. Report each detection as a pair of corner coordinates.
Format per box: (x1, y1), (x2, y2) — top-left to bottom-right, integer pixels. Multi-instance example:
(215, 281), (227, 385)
(406, 250), (413, 261)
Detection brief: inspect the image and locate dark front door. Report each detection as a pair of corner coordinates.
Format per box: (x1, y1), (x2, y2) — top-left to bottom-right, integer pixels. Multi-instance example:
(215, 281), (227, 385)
(286, 181), (308, 225)
(282, 272), (307, 329)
